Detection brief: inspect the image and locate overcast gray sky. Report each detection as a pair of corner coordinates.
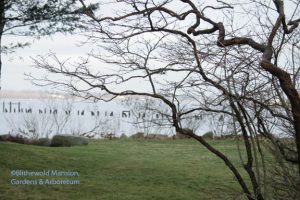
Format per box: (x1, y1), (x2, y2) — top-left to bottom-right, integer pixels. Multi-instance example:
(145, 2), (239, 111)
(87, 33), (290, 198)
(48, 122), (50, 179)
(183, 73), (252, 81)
(2, 33), (90, 91)
(1, 0), (297, 92)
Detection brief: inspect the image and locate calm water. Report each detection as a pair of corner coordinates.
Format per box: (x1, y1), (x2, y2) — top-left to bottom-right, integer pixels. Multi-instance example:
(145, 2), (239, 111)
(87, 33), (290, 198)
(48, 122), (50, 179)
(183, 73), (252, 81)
(0, 98), (213, 138)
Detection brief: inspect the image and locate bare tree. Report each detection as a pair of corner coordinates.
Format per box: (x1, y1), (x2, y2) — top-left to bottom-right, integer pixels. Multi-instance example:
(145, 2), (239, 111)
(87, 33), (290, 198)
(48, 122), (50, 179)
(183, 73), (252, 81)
(29, 0), (300, 199)
(123, 96), (175, 136)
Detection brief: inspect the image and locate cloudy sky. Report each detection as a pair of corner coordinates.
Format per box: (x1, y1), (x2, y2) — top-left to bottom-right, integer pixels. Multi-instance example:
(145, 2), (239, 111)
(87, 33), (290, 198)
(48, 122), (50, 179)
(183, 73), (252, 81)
(2, 0), (297, 93)
(1, 0), (118, 92)
(2, 33), (90, 91)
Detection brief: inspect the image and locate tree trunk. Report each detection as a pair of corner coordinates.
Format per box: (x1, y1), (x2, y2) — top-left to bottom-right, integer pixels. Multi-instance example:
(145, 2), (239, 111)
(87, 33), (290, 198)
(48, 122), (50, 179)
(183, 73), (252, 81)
(0, 0), (6, 90)
(178, 128), (256, 200)
(261, 60), (300, 176)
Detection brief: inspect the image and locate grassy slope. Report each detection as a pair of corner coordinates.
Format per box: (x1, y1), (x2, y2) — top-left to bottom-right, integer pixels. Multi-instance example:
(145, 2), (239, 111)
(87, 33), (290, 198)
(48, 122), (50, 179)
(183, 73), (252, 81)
(0, 139), (249, 200)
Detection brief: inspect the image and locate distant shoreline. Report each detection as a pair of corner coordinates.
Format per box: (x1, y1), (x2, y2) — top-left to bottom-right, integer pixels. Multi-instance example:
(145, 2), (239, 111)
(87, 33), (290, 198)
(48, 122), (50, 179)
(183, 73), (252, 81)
(0, 90), (70, 100)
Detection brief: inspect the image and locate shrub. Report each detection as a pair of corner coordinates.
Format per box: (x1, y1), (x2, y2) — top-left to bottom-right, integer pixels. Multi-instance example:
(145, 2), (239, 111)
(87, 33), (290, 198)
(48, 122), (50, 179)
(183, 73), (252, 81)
(130, 132), (145, 139)
(145, 134), (169, 140)
(174, 132), (191, 139)
(0, 134), (31, 144)
(202, 131), (214, 140)
(100, 133), (117, 140)
(120, 133), (127, 139)
(31, 138), (51, 146)
(51, 135), (88, 147)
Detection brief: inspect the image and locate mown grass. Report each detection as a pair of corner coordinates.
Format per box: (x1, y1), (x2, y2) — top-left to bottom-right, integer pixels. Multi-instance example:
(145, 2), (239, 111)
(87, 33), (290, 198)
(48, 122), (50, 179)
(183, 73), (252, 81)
(0, 139), (250, 200)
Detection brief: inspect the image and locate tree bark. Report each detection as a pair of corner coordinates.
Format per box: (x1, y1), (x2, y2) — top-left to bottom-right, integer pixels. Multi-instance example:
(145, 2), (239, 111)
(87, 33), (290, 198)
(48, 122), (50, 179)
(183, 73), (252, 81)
(261, 59), (300, 176)
(0, 0), (6, 90)
(178, 128), (255, 200)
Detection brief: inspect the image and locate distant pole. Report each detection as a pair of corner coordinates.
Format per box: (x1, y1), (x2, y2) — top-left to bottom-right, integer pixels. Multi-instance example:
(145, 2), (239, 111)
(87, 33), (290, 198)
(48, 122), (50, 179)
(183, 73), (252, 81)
(0, 31), (2, 91)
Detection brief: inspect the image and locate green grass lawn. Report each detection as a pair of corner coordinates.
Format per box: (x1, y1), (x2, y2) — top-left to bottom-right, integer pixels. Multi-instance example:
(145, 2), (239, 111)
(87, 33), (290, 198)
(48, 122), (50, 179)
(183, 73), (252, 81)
(0, 139), (249, 200)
